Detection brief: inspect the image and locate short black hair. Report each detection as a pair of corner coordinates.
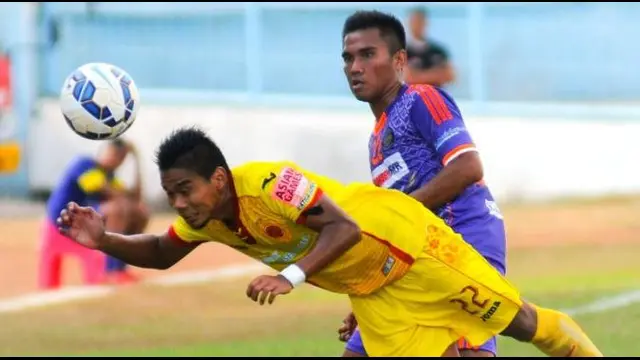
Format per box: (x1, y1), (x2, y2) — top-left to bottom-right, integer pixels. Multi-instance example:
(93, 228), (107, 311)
(342, 10), (406, 54)
(155, 126), (229, 179)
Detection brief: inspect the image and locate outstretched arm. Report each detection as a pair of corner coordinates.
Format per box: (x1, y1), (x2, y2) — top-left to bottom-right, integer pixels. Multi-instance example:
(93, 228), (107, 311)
(97, 230), (200, 270)
(58, 202), (201, 270)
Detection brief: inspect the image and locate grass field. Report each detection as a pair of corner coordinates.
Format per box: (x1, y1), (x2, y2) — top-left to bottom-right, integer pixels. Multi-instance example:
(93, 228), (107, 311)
(1, 197), (640, 356)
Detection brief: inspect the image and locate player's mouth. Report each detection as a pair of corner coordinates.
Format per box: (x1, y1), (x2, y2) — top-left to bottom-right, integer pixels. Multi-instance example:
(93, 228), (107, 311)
(181, 212), (197, 224)
(351, 79), (365, 91)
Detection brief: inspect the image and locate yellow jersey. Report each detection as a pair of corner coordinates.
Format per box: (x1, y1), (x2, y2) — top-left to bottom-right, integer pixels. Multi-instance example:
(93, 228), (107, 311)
(168, 161), (447, 296)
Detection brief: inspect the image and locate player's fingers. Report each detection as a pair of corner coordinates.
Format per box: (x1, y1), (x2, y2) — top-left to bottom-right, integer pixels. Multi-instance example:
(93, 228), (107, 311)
(267, 291), (278, 305)
(339, 333), (350, 342)
(58, 227), (71, 238)
(246, 277), (263, 298)
(246, 285), (257, 301)
(67, 202), (79, 213)
(59, 209), (71, 224)
(250, 283), (264, 302)
(259, 286), (273, 305)
(78, 205), (94, 214)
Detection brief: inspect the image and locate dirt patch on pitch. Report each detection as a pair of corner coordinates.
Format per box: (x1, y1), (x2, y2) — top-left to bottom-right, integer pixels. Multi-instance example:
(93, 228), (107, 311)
(0, 216), (252, 298)
(1, 198), (638, 298)
(503, 199), (640, 248)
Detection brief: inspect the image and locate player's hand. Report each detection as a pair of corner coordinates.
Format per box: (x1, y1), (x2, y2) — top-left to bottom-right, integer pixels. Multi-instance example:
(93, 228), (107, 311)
(246, 274), (293, 305)
(338, 312), (358, 342)
(56, 202), (106, 250)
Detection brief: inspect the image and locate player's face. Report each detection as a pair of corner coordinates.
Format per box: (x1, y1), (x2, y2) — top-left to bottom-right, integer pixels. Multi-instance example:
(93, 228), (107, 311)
(161, 167), (228, 229)
(409, 13), (426, 37)
(342, 28), (403, 102)
(102, 146), (128, 170)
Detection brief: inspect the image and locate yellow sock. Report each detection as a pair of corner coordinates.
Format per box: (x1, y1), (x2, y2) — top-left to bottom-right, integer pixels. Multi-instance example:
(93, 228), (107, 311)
(531, 304), (603, 357)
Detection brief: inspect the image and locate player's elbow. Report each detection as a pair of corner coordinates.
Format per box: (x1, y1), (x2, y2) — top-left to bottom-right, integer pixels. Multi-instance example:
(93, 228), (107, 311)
(455, 151), (484, 184)
(467, 153), (484, 183)
(339, 219), (362, 249)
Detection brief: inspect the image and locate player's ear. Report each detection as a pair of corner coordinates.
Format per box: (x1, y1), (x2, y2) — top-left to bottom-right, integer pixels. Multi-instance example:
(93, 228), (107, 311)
(210, 167), (227, 190)
(394, 50), (407, 72)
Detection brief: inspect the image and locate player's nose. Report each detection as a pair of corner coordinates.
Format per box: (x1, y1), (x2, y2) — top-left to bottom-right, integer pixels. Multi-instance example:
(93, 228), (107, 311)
(171, 196), (188, 211)
(349, 58), (365, 75)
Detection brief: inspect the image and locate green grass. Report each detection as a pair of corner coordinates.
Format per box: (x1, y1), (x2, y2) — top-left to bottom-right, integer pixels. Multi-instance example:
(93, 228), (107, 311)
(3, 242), (639, 357)
(78, 286), (640, 357)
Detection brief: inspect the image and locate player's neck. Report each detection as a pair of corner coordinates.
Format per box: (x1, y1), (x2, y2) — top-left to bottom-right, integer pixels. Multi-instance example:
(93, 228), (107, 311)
(411, 30), (427, 43)
(371, 82), (403, 121)
(218, 183), (238, 227)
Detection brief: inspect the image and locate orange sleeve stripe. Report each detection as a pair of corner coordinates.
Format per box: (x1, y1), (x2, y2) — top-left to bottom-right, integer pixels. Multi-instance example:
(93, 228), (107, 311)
(416, 88), (443, 124)
(414, 85), (453, 125)
(363, 231), (415, 265)
(442, 143), (476, 166)
(296, 188), (324, 224)
(425, 85), (453, 124)
(420, 86), (446, 123)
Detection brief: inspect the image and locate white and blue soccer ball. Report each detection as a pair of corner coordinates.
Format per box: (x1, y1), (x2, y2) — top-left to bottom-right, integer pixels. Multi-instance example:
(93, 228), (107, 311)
(60, 62), (140, 140)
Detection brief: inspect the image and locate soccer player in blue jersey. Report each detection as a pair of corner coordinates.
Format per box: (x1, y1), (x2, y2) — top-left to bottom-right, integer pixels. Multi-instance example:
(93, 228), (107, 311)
(339, 10), (506, 357)
(39, 139), (149, 287)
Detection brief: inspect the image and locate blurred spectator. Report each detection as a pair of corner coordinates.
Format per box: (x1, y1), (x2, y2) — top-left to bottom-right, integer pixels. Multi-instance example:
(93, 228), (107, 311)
(404, 7), (456, 87)
(38, 139), (149, 289)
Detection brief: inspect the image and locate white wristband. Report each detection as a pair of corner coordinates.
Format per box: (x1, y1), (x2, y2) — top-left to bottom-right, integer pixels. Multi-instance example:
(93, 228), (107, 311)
(279, 264), (306, 287)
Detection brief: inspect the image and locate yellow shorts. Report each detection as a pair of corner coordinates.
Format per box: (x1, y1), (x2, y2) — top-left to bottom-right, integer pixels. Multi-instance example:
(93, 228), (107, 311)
(349, 227), (523, 357)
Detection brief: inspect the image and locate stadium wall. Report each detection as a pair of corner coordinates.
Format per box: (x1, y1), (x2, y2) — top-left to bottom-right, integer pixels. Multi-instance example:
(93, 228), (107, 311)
(29, 99), (640, 204)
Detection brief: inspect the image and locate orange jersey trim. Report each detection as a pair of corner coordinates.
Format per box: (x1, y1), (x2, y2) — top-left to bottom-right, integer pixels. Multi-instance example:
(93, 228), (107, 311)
(411, 84), (453, 125)
(296, 188), (324, 224)
(457, 338), (480, 351)
(362, 231), (415, 265)
(166, 225), (203, 247)
(373, 113), (388, 136)
(442, 143), (477, 166)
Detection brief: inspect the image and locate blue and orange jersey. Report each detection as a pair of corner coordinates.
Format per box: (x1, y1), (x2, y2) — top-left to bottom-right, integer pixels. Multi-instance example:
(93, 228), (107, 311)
(168, 161), (453, 296)
(46, 156), (124, 222)
(368, 84), (505, 264)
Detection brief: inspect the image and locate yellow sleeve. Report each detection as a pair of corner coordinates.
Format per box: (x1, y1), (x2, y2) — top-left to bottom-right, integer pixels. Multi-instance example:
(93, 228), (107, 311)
(77, 169), (108, 194)
(258, 163), (324, 223)
(167, 216), (209, 246)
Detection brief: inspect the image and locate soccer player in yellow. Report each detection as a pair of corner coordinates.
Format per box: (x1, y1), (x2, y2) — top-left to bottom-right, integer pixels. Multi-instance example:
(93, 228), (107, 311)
(57, 127), (602, 357)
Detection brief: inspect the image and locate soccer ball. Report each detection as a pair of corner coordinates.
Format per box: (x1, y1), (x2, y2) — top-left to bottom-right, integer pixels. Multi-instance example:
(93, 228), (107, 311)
(60, 62), (140, 140)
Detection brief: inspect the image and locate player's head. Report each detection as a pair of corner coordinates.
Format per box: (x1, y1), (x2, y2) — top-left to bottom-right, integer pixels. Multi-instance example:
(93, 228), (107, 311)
(98, 138), (129, 171)
(155, 126), (232, 229)
(408, 7), (428, 39)
(342, 10), (407, 103)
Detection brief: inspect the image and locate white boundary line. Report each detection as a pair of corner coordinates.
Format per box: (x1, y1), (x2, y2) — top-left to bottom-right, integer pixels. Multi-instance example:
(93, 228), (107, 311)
(0, 263), (266, 314)
(1, 262), (639, 316)
(563, 290), (640, 316)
